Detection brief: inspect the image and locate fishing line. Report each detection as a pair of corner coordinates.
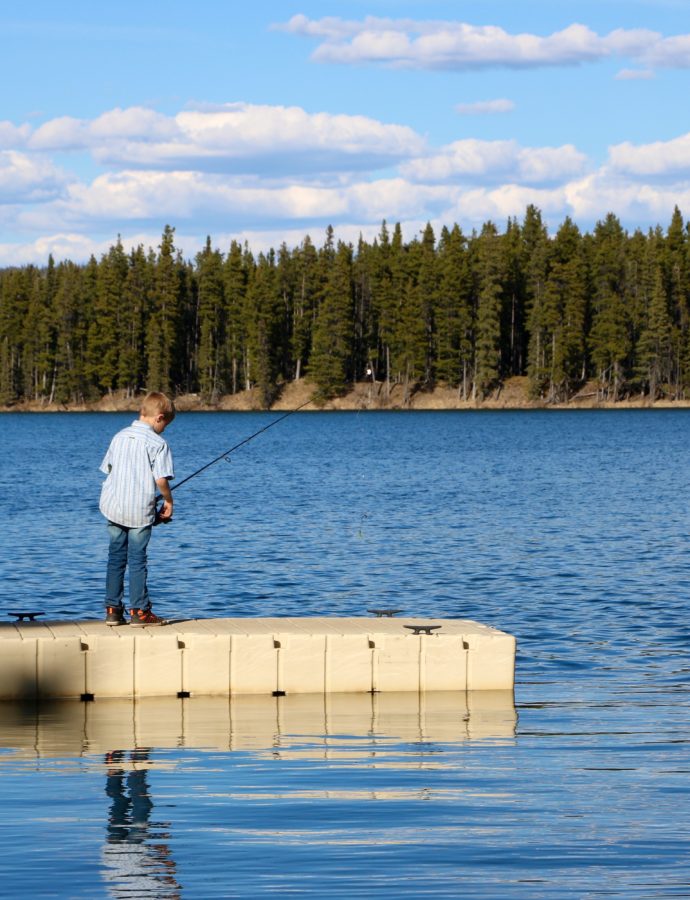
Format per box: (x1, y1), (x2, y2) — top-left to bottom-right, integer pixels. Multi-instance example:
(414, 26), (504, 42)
(156, 399), (312, 514)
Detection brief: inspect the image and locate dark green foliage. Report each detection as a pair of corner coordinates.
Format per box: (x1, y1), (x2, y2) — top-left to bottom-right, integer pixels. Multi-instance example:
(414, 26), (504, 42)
(310, 239), (354, 400)
(53, 260), (90, 404)
(196, 237), (225, 402)
(119, 247), (153, 398)
(535, 218), (588, 401)
(86, 241), (127, 394)
(3, 209), (690, 406)
(290, 235), (318, 382)
(589, 214), (632, 400)
(222, 240), (251, 394)
(435, 224), (473, 395)
(147, 225), (183, 394)
(474, 222), (504, 397)
(0, 267), (33, 403)
(245, 250), (282, 408)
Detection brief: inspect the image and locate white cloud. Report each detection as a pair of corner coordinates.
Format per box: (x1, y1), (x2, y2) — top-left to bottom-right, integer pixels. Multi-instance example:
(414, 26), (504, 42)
(436, 172), (690, 232)
(88, 106), (178, 141)
(0, 222), (428, 266)
(0, 122), (31, 149)
(615, 68), (655, 80)
(28, 103), (425, 175)
(520, 146), (589, 183)
(401, 140), (588, 185)
(347, 178), (451, 221)
(642, 33), (690, 67)
(277, 15), (690, 71)
(20, 151), (682, 247)
(0, 233), (117, 266)
(29, 110), (173, 152)
(319, 21), (606, 69)
(16, 169), (454, 235)
(455, 99), (515, 115)
(563, 172), (690, 223)
(0, 230), (199, 267)
(28, 116), (90, 151)
(274, 14), (365, 42)
(443, 184), (568, 224)
(608, 132), (690, 177)
(0, 151), (71, 203)
(7, 171), (690, 266)
(5, 97), (690, 264)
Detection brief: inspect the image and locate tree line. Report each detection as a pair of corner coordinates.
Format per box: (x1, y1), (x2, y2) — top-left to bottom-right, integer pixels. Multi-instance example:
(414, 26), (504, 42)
(1, 206), (690, 408)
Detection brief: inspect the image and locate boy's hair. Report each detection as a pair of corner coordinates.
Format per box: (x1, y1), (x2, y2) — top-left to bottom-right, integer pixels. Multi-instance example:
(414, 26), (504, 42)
(141, 391), (176, 422)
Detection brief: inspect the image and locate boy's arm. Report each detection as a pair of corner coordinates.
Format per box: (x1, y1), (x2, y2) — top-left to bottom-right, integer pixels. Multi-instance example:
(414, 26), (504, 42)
(156, 476), (174, 521)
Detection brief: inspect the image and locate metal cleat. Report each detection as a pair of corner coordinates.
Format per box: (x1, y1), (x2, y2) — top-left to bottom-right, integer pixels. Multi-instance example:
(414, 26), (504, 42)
(8, 611), (45, 622)
(404, 624), (442, 635)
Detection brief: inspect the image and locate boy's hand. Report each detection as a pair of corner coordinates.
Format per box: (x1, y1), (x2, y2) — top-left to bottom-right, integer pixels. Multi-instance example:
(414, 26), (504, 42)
(154, 476), (174, 525)
(155, 500), (174, 525)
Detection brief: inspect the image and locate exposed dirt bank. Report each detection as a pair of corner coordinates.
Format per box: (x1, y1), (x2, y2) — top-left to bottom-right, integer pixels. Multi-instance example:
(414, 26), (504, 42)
(3, 377), (690, 413)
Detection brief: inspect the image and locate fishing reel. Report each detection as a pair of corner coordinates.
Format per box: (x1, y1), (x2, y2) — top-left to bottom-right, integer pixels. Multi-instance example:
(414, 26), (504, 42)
(153, 500), (173, 526)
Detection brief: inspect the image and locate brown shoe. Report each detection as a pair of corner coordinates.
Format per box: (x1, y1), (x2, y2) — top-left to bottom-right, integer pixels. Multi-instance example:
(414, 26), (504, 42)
(129, 608), (165, 626)
(105, 606), (126, 626)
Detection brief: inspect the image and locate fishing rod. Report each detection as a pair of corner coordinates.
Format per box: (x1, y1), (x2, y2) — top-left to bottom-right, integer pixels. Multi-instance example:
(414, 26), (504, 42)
(155, 399), (312, 521)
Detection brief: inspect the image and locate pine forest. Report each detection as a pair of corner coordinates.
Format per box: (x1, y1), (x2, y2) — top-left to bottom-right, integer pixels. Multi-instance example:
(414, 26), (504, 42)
(2, 205), (690, 408)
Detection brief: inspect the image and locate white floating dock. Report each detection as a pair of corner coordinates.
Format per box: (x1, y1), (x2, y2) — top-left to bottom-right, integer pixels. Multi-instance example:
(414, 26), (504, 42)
(0, 616), (515, 700)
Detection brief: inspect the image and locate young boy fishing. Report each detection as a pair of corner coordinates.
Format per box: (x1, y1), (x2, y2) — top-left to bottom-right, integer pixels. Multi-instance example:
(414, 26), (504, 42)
(99, 391), (175, 626)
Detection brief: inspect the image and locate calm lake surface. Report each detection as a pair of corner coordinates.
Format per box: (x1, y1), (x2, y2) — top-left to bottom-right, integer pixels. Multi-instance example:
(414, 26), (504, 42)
(0, 409), (689, 898)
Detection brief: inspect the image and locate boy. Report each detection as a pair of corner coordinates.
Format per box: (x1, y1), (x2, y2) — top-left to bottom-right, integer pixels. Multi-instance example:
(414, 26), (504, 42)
(99, 391), (175, 626)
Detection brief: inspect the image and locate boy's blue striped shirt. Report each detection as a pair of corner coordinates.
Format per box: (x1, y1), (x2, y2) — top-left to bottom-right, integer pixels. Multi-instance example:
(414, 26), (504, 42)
(99, 420), (174, 527)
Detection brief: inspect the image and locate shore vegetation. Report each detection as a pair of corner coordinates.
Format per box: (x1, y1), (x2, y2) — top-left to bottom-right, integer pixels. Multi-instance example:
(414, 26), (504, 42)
(3, 208), (690, 411)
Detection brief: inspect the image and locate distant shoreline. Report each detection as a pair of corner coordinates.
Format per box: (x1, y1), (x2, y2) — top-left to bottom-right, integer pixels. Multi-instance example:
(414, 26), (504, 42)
(3, 377), (690, 413)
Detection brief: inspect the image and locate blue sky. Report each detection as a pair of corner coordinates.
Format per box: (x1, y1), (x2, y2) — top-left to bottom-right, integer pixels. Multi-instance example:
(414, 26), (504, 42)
(2, 0), (690, 264)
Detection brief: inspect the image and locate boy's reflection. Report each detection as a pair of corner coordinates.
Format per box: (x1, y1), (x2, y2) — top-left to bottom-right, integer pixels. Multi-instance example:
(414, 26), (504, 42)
(102, 749), (180, 898)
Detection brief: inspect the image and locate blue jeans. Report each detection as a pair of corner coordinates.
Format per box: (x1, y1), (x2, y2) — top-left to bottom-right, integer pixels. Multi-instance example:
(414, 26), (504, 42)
(105, 523), (152, 611)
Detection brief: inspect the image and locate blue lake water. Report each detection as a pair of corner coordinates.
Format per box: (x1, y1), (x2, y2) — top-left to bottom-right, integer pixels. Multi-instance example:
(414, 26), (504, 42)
(0, 409), (689, 897)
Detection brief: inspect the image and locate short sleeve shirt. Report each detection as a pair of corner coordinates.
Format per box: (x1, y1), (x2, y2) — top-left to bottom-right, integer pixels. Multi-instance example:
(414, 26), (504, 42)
(99, 420), (174, 527)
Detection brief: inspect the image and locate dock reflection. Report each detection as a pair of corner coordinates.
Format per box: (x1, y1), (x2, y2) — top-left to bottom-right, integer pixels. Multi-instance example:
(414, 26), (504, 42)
(0, 692), (515, 897)
(0, 690), (516, 758)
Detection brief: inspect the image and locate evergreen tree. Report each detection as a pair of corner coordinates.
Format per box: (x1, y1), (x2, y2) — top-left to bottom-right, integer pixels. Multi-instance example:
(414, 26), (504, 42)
(522, 206), (551, 397)
(147, 225), (182, 394)
(589, 214), (632, 399)
(310, 240), (354, 399)
(637, 266), (673, 399)
(394, 234), (429, 401)
(118, 246), (152, 397)
(663, 207), (689, 395)
(474, 222), (503, 398)
(0, 268), (31, 403)
(22, 264), (56, 402)
(352, 234), (376, 382)
(245, 250), (281, 407)
(501, 218), (528, 378)
(383, 223), (408, 395)
(5, 207), (690, 408)
(223, 241), (251, 394)
(415, 223), (438, 384)
(275, 242), (296, 385)
(368, 221), (394, 389)
(86, 241), (127, 393)
(196, 237), (225, 401)
(53, 261), (89, 403)
(290, 235), (318, 382)
(436, 224), (473, 397)
(535, 217), (587, 401)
